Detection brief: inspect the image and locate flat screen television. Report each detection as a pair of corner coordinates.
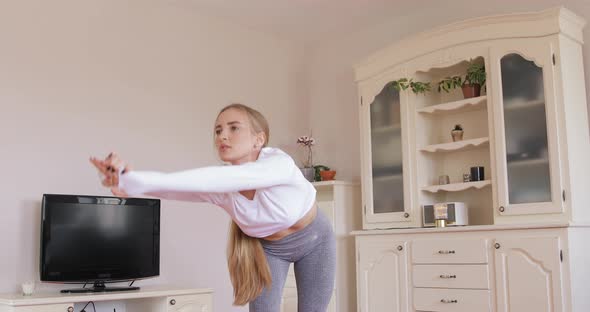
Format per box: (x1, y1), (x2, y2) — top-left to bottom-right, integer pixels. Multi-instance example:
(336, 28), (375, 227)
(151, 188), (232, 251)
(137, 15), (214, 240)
(40, 194), (160, 293)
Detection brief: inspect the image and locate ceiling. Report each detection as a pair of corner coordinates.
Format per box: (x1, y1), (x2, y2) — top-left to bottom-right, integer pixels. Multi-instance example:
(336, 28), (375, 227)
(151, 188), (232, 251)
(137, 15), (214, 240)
(165, 1), (590, 44)
(167, 0), (429, 43)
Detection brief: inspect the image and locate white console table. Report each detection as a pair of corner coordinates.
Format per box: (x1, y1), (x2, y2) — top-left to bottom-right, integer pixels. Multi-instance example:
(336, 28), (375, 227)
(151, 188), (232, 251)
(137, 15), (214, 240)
(0, 286), (213, 312)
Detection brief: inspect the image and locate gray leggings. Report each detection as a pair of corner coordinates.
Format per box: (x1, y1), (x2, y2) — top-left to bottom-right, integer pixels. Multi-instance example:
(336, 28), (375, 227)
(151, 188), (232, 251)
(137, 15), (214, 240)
(249, 209), (336, 312)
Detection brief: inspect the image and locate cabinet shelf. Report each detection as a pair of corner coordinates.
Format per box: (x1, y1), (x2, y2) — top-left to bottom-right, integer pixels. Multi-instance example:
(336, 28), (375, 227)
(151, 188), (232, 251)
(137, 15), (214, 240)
(507, 157), (548, 168)
(373, 174), (403, 182)
(417, 96), (487, 115)
(372, 124), (401, 135)
(504, 99), (544, 111)
(420, 137), (489, 153)
(421, 180), (491, 193)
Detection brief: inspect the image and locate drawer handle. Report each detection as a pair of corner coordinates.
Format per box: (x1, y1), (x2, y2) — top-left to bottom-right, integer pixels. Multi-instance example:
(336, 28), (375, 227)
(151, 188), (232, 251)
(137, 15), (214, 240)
(441, 299), (458, 304)
(438, 250), (456, 254)
(67, 307), (74, 312)
(495, 243), (501, 249)
(397, 245), (403, 251)
(170, 299), (176, 305)
(439, 274), (457, 279)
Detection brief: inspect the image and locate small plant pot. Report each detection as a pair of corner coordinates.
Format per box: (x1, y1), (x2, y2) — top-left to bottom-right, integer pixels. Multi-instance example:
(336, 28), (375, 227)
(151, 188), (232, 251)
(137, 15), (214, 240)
(319, 170), (337, 181)
(462, 84), (481, 98)
(313, 165), (330, 182)
(451, 130), (464, 142)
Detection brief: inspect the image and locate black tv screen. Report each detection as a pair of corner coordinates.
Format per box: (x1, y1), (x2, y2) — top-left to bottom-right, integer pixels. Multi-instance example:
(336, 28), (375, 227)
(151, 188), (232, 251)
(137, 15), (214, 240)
(40, 194), (160, 284)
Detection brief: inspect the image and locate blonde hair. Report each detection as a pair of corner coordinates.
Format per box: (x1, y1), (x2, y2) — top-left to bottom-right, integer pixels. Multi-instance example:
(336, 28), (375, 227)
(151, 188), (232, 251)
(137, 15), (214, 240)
(217, 103), (272, 305)
(217, 103), (269, 147)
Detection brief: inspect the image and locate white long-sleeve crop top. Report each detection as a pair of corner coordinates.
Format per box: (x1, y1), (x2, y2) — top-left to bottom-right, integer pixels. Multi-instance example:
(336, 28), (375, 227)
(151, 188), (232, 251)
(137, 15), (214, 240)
(118, 147), (317, 238)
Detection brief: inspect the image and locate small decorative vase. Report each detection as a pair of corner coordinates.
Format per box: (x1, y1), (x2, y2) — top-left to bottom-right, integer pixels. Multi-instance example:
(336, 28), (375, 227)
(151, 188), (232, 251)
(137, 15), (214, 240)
(451, 129), (464, 142)
(300, 167), (315, 182)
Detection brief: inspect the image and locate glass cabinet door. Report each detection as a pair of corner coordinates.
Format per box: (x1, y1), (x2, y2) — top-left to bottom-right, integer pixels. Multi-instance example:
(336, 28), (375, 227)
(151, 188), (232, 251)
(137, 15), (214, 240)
(371, 82), (404, 214)
(361, 73), (413, 225)
(492, 39), (563, 215)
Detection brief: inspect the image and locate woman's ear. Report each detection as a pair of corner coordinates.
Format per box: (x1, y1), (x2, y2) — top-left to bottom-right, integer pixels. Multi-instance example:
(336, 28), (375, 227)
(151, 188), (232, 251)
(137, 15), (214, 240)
(256, 132), (266, 148)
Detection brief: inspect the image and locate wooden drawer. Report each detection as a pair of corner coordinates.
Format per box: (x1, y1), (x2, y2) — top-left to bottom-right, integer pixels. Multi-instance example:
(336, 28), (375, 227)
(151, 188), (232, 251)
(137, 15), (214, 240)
(9, 304), (74, 312)
(413, 264), (489, 289)
(413, 288), (491, 312)
(412, 239), (488, 264)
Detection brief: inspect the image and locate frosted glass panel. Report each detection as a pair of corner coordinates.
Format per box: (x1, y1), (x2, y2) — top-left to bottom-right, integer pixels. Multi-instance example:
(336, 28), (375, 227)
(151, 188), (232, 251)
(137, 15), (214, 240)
(370, 82), (404, 213)
(500, 53), (551, 204)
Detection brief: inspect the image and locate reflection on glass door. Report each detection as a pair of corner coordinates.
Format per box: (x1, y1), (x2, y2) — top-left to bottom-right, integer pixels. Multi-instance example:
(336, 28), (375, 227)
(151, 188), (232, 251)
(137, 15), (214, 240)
(370, 82), (404, 213)
(500, 53), (551, 204)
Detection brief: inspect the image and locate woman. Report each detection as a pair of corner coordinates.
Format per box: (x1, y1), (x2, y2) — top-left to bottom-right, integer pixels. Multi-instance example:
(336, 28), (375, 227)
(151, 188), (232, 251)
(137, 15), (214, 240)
(90, 103), (336, 312)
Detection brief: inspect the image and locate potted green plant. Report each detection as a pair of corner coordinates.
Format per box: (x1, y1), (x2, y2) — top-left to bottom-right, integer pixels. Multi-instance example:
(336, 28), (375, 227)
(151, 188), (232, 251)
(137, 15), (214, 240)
(438, 76), (463, 93)
(313, 165), (330, 182)
(390, 78), (410, 92)
(462, 61), (486, 98)
(409, 80), (431, 95)
(391, 78), (431, 95)
(315, 165), (336, 181)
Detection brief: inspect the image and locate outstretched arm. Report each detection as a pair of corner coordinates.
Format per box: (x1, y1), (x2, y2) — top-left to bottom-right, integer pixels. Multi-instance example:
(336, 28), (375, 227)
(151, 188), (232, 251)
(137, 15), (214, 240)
(90, 154), (229, 205)
(90, 151), (297, 198)
(119, 154), (296, 196)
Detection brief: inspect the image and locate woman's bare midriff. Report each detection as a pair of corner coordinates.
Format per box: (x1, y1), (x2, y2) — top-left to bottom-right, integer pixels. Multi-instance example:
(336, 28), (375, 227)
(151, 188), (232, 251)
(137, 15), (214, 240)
(262, 204), (317, 241)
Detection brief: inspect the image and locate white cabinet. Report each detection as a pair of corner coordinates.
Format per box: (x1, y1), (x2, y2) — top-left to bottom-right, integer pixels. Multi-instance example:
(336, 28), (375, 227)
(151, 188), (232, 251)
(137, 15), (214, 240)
(353, 7), (590, 312)
(280, 288), (297, 312)
(354, 226), (590, 312)
(0, 288), (213, 312)
(356, 236), (408, 312)
(166, 294), (212, 312)
(280, 181), (360, 312)
(355, 7), (590, 229)
(1, 304), (73, 312)
(493, 236), (564, 312)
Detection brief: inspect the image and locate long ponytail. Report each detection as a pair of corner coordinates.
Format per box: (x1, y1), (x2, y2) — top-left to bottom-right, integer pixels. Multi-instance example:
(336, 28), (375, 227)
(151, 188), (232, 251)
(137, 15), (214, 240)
(227, 221), (272, 305)
(218, 103), (272, 305)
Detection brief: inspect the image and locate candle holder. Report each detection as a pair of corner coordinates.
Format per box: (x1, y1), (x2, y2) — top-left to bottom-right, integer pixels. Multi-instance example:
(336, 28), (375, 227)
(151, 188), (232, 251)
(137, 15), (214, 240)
(434, 203), (448, 228)
(435, 219), (447, 227)
(438, 175), (450, 185)
(463, 173), (471, 182)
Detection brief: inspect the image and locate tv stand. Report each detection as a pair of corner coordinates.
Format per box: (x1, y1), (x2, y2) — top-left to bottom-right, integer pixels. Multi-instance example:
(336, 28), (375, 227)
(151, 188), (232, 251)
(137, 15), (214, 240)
(0, 286), (213, 312)
(60, 281), (140, 293)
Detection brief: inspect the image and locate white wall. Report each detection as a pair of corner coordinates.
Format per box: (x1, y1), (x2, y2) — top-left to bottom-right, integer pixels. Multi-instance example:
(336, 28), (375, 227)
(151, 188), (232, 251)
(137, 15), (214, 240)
(308, 0), (590, 182)
(0, 1), (308, 311)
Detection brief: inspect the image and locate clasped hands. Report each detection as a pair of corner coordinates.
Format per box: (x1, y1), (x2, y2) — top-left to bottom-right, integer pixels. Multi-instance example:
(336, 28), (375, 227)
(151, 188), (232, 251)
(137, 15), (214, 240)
(89, 152), (132, 197)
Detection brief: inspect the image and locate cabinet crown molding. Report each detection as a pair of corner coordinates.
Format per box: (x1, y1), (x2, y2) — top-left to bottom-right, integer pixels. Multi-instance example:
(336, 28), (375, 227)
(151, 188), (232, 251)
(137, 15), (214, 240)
(354, 7), (586, 82)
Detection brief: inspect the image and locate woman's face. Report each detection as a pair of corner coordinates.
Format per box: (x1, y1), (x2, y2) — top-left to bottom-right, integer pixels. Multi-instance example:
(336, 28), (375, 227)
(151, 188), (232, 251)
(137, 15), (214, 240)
(214, 108), (264, 165)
